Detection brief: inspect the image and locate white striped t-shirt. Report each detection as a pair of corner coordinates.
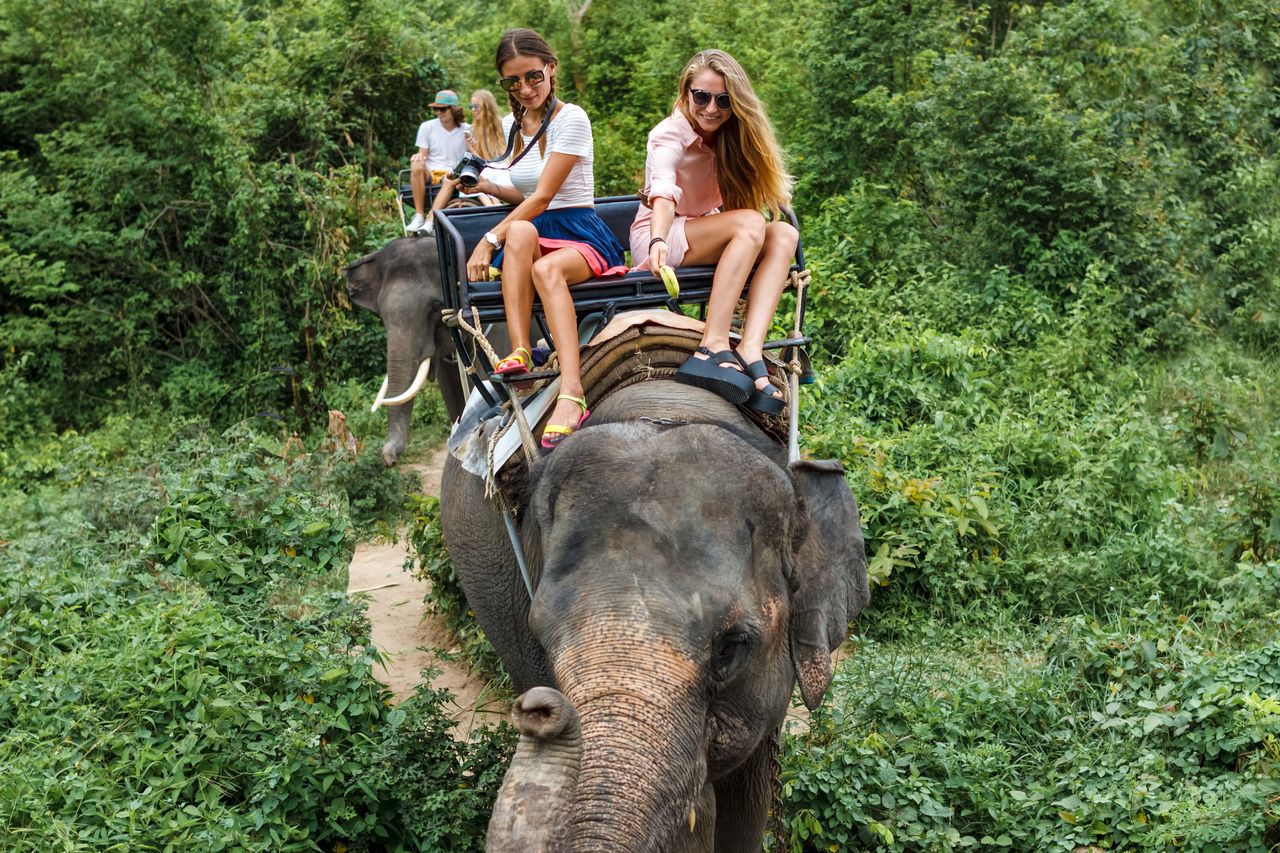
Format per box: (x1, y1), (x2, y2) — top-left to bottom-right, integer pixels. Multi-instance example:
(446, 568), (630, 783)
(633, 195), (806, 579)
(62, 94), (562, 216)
(504, 102), (596, 209)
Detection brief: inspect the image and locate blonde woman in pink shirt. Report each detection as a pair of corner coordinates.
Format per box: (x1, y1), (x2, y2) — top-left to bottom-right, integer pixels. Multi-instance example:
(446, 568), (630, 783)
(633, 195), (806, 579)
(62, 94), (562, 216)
(631, 49), (797, 415)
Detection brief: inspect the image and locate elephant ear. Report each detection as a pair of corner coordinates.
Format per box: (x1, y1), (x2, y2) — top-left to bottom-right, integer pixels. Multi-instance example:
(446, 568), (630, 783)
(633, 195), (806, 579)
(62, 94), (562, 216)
(343, 251), (382, 314)
(787, 459), (870, 711)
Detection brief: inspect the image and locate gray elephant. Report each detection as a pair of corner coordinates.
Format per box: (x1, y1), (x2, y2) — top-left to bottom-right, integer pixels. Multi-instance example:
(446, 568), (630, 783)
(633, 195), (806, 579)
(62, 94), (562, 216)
(344, 237), (472, 465)
(440, 381), (870, 852)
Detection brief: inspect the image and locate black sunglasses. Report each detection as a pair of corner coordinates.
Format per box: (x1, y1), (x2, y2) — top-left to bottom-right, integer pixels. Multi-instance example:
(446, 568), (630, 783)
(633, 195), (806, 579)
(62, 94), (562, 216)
(689, 88), (732, 110)
(498, 67), (547, 93)
(432, 106), (451, 113)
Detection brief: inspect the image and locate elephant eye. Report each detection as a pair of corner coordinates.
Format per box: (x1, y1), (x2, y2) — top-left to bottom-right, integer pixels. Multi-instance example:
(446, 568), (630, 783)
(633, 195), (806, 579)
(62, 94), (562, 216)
(711, 629), (754, 683)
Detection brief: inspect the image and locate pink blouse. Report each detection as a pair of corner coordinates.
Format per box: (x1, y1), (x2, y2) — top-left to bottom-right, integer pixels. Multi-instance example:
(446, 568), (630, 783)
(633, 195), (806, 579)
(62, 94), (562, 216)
(633, 111), (721, 234)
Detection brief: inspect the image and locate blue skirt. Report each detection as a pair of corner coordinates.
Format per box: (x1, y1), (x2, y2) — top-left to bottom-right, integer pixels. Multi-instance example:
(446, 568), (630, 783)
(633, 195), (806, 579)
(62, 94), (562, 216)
(494, 206), (627, 276)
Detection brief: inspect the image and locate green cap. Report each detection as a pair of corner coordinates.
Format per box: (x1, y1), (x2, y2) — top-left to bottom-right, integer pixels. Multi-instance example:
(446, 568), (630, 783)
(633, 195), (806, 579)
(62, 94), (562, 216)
(429, 90), (460, 108)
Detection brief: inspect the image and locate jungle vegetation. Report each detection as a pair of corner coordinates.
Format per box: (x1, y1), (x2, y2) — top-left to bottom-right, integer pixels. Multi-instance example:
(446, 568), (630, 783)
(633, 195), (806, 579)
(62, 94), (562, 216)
(2, 0), (1278, 849)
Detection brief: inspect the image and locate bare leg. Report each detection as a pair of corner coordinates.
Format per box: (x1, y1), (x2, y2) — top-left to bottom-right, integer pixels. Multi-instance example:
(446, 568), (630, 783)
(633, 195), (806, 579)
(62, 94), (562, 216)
(681, 209), (766, 366)
(530, 248), (593, 430)
(735, 221), (798, 398)
(430, 176), (459, 214)
(410, 160), (429, 215)
(500, 221), (543, 359)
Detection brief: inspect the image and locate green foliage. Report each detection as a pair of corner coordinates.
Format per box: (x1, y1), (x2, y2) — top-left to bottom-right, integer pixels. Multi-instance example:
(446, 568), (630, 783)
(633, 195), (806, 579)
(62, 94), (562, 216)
(370, 678), (516, 850)
(781, 610), (1280, 852)
(0, 0), (442, 430)
(0, 420), (505, 850)
(778, 5), (1280, 848)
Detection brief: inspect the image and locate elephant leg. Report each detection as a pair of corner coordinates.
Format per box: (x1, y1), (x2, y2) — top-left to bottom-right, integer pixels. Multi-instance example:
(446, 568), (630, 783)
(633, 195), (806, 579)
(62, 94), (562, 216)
(440, 457), (553, 693)
(711, 728), (779, 852)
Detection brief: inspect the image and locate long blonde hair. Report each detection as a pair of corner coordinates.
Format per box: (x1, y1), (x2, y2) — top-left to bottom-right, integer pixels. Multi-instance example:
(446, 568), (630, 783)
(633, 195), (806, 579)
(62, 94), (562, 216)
(676, 50), (792, 218)
(469, 89), (505, 160)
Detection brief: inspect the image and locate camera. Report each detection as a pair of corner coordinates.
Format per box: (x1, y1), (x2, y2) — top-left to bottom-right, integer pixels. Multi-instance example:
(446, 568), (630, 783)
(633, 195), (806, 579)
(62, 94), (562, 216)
(450, 153), (487, 189)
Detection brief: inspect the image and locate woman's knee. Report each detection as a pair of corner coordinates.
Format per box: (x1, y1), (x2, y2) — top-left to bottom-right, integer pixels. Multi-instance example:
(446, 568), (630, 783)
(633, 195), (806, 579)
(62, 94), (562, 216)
(531, 256), (567, 293)
(765, 220), (799, 254)
(505, 220), (539, 253)
(728, 209), (766, 249)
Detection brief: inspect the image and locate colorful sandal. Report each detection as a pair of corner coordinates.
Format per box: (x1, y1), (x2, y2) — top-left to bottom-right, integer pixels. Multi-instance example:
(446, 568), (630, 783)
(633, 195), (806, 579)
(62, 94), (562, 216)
(540, 393), (590, 452)
(494, 347), (532, 377)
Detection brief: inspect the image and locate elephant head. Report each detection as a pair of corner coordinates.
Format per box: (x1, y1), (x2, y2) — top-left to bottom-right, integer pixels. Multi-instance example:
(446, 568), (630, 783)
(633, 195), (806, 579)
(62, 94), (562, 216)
(344, 237), (464, 465)
(481, 414), (869, 852)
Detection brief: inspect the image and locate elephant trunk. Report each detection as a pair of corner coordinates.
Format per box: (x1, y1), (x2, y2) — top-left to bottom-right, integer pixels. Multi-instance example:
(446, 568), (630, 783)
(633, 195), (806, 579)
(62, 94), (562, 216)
(487, 687), (582, 852)
(559, 635), (707, 853)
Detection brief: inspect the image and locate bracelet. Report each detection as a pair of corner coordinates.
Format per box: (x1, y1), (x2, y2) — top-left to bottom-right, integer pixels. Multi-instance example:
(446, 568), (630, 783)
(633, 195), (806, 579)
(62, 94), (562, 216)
(649, 237), (668, 249)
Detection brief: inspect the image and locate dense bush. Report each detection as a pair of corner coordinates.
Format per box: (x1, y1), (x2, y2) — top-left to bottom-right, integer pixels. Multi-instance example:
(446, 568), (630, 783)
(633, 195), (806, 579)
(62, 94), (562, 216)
(3, 0), (1279, 848)
(0, 0), (440, 432)
(0, 421), (510, 850)
(781, 606), (1280, 851)
(371, 679), (516, 850)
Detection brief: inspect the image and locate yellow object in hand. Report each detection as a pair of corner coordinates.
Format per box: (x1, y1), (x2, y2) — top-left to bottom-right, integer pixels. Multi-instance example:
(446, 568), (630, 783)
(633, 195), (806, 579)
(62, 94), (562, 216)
(658, 265), (680, 300)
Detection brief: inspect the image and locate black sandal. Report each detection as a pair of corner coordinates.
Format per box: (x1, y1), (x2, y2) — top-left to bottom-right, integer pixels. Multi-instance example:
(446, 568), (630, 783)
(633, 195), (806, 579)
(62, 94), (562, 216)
(739, 358), (786, 415)
(675, 347), (753, 404)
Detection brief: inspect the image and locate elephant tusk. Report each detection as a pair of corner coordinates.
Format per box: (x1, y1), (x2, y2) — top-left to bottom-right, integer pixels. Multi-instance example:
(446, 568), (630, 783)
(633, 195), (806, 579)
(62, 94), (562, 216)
(379, 358), (431, 407)
(688, 807), (696, 833)
(370, 375), (390, 412)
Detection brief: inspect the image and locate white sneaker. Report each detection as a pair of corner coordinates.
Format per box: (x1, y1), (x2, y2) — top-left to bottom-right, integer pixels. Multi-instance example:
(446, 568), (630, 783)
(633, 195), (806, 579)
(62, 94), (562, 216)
(406, 212), (426, 233)
(422, 215), (435, 236)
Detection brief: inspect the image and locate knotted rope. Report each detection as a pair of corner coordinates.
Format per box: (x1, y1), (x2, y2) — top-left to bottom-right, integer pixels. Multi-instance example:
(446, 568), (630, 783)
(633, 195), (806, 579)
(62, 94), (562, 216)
(785, 268), (811, 464)
(450, 306), (541, 467)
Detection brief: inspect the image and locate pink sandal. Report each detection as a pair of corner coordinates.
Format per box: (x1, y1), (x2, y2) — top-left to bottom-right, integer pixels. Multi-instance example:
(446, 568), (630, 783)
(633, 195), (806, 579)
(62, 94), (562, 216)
(494, 347), (531, 378)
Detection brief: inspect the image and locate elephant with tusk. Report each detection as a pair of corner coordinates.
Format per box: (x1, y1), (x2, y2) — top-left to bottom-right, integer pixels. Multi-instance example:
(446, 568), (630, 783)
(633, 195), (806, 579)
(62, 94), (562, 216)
(441, 380), (870, 852)
(344, 237), (508, 465)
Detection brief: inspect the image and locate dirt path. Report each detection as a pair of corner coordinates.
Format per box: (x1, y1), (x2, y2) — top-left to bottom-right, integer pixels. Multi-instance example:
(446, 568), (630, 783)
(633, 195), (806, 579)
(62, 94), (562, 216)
(347, 446), (503, 730)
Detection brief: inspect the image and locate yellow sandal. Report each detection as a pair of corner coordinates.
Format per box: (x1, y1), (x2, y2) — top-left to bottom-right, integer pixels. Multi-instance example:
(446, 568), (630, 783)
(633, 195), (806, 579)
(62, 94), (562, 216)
(540, 393), (590, 452)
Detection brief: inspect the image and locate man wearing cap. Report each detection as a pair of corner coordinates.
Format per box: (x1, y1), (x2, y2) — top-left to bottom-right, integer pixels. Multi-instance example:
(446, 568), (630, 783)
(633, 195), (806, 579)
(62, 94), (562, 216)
(408, 89), (470, 234)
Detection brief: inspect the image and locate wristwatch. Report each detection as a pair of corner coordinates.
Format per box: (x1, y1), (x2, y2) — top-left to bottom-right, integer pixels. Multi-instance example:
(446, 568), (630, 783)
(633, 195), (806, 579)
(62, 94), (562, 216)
(484, 231), (501, 250)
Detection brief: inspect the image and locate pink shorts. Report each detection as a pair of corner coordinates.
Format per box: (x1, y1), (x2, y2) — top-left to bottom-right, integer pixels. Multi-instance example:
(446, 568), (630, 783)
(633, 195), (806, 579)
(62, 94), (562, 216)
(629, 215), (693, 270)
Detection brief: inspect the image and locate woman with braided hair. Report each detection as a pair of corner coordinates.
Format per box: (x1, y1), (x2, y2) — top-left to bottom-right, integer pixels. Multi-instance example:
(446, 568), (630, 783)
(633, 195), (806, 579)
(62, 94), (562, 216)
(631, 49), (797, 415)
(464, 28), (626, 451)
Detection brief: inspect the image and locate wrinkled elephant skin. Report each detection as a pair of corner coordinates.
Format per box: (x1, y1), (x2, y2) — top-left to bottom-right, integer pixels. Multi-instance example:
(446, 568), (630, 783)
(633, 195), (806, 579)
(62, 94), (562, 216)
(344, 237), (464, 465)
(441, 381), (870, 852)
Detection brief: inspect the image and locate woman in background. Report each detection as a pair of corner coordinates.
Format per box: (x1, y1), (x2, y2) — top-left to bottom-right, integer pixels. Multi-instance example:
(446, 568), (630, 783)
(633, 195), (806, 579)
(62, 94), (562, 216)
(631, 49), (796, 414)
(467, 89), (507, 160)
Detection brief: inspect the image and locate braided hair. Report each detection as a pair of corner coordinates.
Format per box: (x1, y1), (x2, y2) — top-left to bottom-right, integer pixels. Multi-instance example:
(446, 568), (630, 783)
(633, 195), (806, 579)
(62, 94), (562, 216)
(495, 28), (557, 160)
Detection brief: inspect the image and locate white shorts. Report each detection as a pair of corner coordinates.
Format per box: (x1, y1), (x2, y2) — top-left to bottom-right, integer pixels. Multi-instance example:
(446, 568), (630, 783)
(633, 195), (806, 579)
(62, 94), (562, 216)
(629, 214), (696, 270)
